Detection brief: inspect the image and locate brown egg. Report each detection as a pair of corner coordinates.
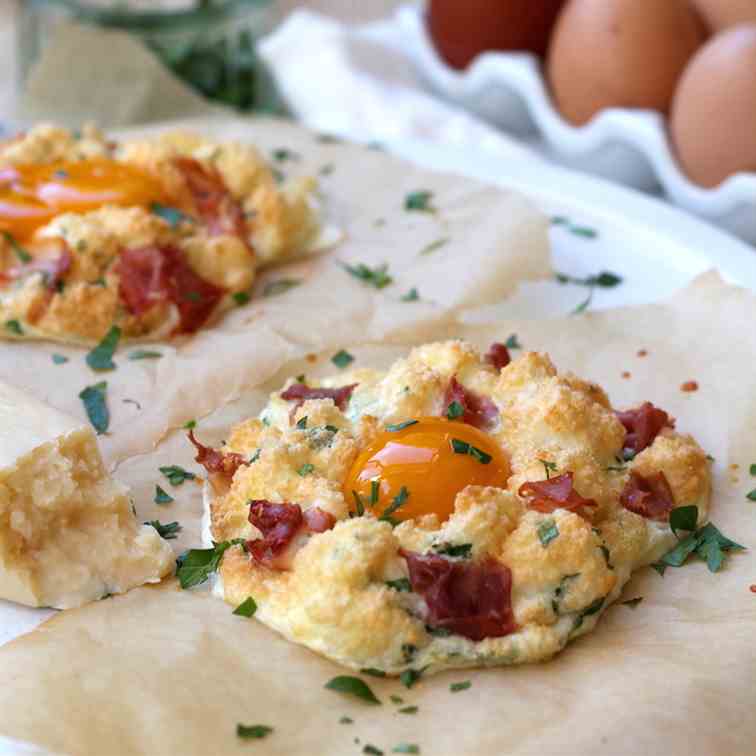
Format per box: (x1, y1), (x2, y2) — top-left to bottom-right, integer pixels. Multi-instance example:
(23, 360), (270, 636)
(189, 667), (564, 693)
(691, 0), (756, 32)
(671, 25), (756, 187)
(427, 0), (566, 70)
(547, 0), (705, 126)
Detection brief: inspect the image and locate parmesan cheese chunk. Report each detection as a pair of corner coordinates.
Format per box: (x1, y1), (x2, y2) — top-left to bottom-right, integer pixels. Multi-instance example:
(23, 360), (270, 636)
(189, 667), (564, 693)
(0, 381), (174, 609)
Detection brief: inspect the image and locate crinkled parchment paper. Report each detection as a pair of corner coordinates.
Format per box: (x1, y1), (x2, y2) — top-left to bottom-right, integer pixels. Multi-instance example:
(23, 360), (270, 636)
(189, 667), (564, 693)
(0, 272), (754, 756)
(0, 116), (548, 466)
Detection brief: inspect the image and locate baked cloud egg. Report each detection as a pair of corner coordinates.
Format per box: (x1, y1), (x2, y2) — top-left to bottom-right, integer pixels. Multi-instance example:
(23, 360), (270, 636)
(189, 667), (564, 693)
(195, 340), (711, 676)
(0, 124), (324, 344)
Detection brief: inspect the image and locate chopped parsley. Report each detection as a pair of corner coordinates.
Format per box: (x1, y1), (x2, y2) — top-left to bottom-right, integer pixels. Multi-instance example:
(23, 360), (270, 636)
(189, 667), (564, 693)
(352, 490), (365, 517)
(232, 291), (251, 306)
(52, 353), (69, 365)
(296, 416), (308, 430)
(272, 147), (300, 162)
(446, 401), (464, 420)
(450, 438), (492, 464)
(249, 449), (261, 463)
(380, 487), (408, 525)
(340, 261), (393, 289)
(505, 334), (521, 350)
(297, 463), (315, 477)
(393, 745), (420, 754)
(537, 519), (559, 547)
(360, 668), (386, 678)
(79, 381), (109, 434)
(652, 506), (745, 574)
(363, 746), (383, 756)
(551, 217), (598, 238)
(154, 485), (174, 505)
(151, 203), (190, 228)
(572, 596), (606, 631)
(262, 278), (302, 297)
(555, 270), (623, 315)
(2, 231), (32, 263)
(183, 419), (197, 430)
(432, 542), (472, 559)
(236, 724), (272, 740)
(128, 349), (162, 360)
(331, 349), (354, 368)
(159, 465), (195, 487)
(540, 459), (558, 479)
(389, 695), (404, 705)
(404, 190), (435, 213)
(450, 681), (471, 693)
(386, 578), (411, 592)
(419, 237), (448, 255)
(146, 520), (181, 540)
(747, 489), (756, 502)
(232, 597), (258, 618)
(370, 480), (380, 507)
(324, 675), (381, 705)
(86, 326), (121, 372)
(386, 420), (418, 432)
(398, 706), (418, 715)
(750, 463), (756, 476)
(621, 597), (643, 609)
(5, 319), (23, 335)
(401, 287), (420, 302)
(339, 716), (354, 725)
(176, 539), (245, 589)
(399, 668), (424, 689)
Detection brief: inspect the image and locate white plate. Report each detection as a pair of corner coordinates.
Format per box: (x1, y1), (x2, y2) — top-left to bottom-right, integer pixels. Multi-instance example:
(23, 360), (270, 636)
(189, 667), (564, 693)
(2, 134), (754, 649)
(398, 4), (756, 246)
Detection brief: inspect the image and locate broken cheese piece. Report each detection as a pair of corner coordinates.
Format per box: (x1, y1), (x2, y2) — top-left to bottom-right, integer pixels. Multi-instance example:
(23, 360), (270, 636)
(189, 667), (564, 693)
(0, 381), (174, 609)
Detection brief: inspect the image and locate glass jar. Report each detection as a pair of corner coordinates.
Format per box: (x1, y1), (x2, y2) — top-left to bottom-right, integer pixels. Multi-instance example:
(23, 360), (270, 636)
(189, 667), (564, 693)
(18, 0), (279, 114)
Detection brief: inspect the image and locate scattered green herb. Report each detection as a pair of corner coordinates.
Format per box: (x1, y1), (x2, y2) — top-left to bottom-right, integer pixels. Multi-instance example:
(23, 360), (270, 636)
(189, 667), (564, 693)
(360, 668), (386, 678)
(432, 542), (472, 559)
(505, 334), (521, 349)
(128, 350), (162, 361)
(233, 597), (258, 618)
(446, 401), (464, 420)
(272, 148), (300, 162)
(340, 261), (393, 289)
(450, 438), (491, 464)
(147, 520), (181, 540)
(370, 480), (380, 507)
(352, 490), (365, 517)
(538, 519), (559, 547)
(249, 449), (261, 464)
(52, 353), (69, 365)
(151, 203), (190, 228)
(4, 320), (22, 335)
(393, 745), (419, 754)
(2, 231), (32, 263)
(389, 695), (404, 705)
(419, 237), (448, 255)
(363, 746), (383, 756)
(380, 486), (409, 524)
(747, 489), (756, 502)
(551, 217), (598, 238)
(79, 381), (109, 434)
(386, 578), (411, 592)
(450, 681), (471, 693)
(400, 668), (424, 689)
(556, 270), (623, 315)
(573, 596), (606, 631)
(339, 717), (354, 725)
(154, 485), (174, 505)
(296, 416), (308, 430)
(263, 278), (302, 297)
(183, 419), (197, 430)
(669, 505), (699, 537)
(331, 349), (354, 368)
(398, 706), (418, 715)
(159, 465), (195, 487)
(404, 190), (435, 213)
(236, 724), (272, 740)
(297, 463), (315, 477)
(86, 326), (121, 371)
(540, 459), (558, 479)
(324, 676), (381, 705)
(232, 291), (251, 306)
(400, 287), (420, 302)
(176, 539), (245, 589)
(621, 597), (643, 609)
(387, 420), (418, 432)
(320, 163), (335, 176)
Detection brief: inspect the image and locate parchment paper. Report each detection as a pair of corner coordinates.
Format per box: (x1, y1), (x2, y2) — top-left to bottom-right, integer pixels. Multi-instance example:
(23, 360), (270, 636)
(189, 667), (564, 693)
(0, 116), (548, 466)
(0, 272), (754, 756)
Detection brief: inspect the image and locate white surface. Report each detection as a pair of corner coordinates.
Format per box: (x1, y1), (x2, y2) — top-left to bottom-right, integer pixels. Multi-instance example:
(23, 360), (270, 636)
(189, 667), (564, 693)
(1, 134), (755, 648)
(397, 4), (756, 246)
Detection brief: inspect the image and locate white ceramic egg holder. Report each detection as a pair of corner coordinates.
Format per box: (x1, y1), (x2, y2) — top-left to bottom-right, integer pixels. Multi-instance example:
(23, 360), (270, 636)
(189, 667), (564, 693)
(398, 4), (756, 245)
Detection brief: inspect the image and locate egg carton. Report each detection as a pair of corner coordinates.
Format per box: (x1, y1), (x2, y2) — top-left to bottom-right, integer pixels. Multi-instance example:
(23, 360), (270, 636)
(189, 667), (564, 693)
(397, 4), (756, 245)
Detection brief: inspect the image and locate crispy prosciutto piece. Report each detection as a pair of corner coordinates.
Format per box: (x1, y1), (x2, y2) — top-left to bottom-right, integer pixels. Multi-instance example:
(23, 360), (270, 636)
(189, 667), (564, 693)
(6, 239), (71, 292)
(620, 470), (675, 521)
(117, 244), (225, 333)
(616, 402), (674, 456)
(173, 157), (247, 240)
(247, 500), (336, 570)
(280, 382), (358, 413)
(401, 550), (516, 642)
(518, 472), (597, 515)
(485, 342), (511, 371)
(188, 430), (248, 480)
(443, 375), (499, 430)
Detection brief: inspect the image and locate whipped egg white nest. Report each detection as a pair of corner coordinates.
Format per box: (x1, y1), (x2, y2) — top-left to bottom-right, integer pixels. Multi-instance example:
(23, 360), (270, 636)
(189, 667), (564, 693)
(199, 340), (711, 676)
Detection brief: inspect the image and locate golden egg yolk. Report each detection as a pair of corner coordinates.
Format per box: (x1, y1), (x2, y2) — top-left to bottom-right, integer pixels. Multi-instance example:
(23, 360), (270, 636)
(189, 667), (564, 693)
(343, 417), (509, 524)
(0, 158), (169, 239)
